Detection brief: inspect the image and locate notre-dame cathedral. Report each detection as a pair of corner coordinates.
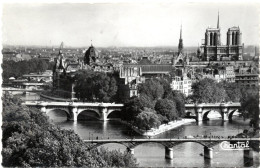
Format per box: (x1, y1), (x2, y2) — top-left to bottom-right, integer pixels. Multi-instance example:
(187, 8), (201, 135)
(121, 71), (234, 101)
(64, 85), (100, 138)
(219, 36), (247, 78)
(201, 12), (243, 61)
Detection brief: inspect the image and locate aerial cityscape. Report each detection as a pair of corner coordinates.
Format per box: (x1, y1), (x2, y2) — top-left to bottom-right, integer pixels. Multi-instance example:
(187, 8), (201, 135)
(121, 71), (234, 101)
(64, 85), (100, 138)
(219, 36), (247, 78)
(2, 2), (259, 168)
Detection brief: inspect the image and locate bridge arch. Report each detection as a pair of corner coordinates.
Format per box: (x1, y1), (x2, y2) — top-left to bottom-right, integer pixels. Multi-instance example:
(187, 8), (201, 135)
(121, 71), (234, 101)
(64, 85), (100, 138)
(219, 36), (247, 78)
(45, 108), (71, 119)
(185, 111), (196, 117)
(228, 109), (239, 120)
(91, 142), (129, 150)
(107, 109), (122, 119)
(77, 109), (101, 120)
(202, 110), (222, 120)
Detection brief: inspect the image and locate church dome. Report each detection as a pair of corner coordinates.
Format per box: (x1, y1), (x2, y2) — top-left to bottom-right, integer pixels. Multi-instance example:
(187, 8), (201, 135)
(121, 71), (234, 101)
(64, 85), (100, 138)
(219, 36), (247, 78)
(84, 44), (99, 65)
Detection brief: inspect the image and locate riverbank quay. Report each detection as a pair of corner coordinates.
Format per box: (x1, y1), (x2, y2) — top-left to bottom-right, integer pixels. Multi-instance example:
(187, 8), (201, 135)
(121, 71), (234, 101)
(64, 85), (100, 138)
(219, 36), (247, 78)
(117, 119), (195, 137)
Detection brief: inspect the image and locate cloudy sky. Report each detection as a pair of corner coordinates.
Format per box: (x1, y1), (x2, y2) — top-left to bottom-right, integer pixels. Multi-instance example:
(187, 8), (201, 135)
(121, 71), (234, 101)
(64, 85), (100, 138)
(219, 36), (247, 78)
(2, 2), (260, 47)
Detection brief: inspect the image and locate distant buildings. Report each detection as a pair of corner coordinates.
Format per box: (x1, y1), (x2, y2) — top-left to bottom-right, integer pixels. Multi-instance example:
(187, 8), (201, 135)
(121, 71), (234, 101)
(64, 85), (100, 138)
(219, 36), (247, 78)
(235, 73), (258, 87)
(118, 15), (258, 100)
(53, 43), (120, 90)
(235, 65), (258, 87)
(170, 74), (192, 96)
(214, 66), (236, 83)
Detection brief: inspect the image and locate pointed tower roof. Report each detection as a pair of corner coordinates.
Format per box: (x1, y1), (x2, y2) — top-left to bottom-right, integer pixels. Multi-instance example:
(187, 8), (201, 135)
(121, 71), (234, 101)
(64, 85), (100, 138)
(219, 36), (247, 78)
(217, 11), (220, 29)
(58, 42), (64, 55)
(178, 25), (183, 55)
(180, 24), (182, 39)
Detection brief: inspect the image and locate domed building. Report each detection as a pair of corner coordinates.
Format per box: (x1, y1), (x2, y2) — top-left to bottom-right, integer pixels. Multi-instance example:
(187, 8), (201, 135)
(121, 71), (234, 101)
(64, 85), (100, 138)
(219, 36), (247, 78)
(84, 44), (99, 65)
(83, 44), (114, 73)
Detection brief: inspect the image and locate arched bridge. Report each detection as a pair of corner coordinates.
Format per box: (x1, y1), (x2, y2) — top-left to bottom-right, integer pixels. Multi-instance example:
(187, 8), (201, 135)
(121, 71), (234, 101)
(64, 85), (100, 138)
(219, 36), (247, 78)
(23, 101), (241, 122)
(185, 103), (241, 122)
(3, 87), (44, 92)
(23, 101), (124, 121)
(84, 138), (258, 160)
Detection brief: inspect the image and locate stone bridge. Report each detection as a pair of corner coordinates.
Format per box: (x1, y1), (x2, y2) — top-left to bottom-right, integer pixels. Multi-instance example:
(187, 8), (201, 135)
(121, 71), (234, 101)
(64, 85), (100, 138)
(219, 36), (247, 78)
(3, 87), (44, 92)
(23, 101), (241, 122)
(23, 101), (124, 121)
(23, 74), (52, 82)
(185, 103), (241, 122)
(84, 138), (258, 161)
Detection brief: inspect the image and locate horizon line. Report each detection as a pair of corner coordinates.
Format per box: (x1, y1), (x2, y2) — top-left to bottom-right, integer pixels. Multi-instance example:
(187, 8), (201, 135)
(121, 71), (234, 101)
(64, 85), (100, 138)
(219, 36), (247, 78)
(3, 44), (259, 49)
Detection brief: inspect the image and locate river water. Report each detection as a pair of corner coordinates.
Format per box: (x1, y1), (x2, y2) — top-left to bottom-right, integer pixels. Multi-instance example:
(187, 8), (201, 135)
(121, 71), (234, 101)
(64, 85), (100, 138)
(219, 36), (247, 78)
(21, 93), (259, 167)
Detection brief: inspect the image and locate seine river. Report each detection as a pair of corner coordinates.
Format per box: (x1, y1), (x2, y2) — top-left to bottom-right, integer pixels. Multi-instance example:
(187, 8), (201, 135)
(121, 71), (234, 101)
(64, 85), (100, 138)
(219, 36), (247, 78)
(22, 93), (259, 167)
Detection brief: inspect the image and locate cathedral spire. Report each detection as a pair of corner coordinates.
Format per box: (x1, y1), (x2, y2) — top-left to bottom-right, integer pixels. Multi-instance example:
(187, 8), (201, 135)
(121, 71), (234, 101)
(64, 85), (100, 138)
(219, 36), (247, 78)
(217, 11), (220, 29)
(180, 24), (182, 39)
(178, 25), (183, 55)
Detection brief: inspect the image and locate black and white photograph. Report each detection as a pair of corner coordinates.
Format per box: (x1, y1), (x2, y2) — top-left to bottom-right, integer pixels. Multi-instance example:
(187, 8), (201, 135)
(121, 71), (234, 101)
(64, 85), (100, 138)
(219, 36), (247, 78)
(1, 1), (259, 167)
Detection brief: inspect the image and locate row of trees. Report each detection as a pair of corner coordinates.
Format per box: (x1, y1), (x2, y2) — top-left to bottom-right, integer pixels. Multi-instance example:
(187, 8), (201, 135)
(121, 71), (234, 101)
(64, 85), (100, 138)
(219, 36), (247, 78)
(74, 70), (118, 102)
(189, 78), (258, 103)
(190, 78), (259, 128)
(122, 78), (186, 130)
(2, 94), (137, 167)
(2, 59), (53, 82)
(240, 88), (259, 128)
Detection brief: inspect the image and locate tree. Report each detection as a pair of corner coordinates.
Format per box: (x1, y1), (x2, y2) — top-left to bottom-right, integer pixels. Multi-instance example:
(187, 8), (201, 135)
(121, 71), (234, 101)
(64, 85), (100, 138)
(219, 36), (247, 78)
(2, 58), (52, 83)
(156, 78), (172, 99)
(139, 94), (155, 109)
(191, 78), (227, 103)
(98, 147), (137, 167)
(171, 91), (186, 117)
(135, 109), (161, 130)
(37, 59), (48, 73)
(221, 81), (242, 102)
(122, 97), (144, 121)
(138, 79), (164, 101)
(74, 70), (118, 102)
(155, 99), (177, 121)
(240, 91), (259, 128)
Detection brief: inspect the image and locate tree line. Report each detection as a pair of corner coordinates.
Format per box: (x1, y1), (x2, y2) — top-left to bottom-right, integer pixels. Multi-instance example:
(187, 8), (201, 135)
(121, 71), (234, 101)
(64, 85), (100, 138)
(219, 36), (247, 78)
(190, 78), (259, 128)
(2, 59), (54, 82)
(2, 94), (137, 167)
(74, 70), (118, 102)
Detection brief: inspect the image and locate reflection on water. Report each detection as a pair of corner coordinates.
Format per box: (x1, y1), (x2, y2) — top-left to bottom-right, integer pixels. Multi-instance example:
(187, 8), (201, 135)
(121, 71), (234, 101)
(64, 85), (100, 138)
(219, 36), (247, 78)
(46, 109), (259, 167)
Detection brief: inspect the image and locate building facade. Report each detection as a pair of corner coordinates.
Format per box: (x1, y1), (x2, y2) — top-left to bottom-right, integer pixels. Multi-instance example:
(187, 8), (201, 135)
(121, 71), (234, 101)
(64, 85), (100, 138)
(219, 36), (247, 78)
(202, 13), (243, 61)
(170, 75), (192, 96)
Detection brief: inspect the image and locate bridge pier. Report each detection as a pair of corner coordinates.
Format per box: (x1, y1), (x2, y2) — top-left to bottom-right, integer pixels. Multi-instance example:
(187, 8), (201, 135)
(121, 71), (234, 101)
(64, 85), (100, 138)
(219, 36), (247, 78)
(71, 83), (77, 101)
(39, 102), (48, 113)
(165, 147), (174, 159)
(221, 107), (229, 121)
(204, 147), (213, 159)
(100, 107), (108, 121)
(244, 148), (253, 160)
(244, 148), (254, 167)
(68, 105), (78, 121)
(196, 107), (203, 123)
(40, 106), (46, 113)
(127, 148), (134, 155)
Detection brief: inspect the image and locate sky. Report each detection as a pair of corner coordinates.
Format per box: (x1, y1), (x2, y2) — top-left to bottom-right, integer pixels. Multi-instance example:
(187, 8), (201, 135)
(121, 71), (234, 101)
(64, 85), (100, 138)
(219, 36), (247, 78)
(2, 2), (260, 47)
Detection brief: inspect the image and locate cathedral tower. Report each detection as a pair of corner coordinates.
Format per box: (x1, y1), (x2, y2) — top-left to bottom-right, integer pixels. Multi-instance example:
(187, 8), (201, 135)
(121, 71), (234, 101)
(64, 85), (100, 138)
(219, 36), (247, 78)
(178, 24), (184, 55)
(201, 12), (243, 61)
